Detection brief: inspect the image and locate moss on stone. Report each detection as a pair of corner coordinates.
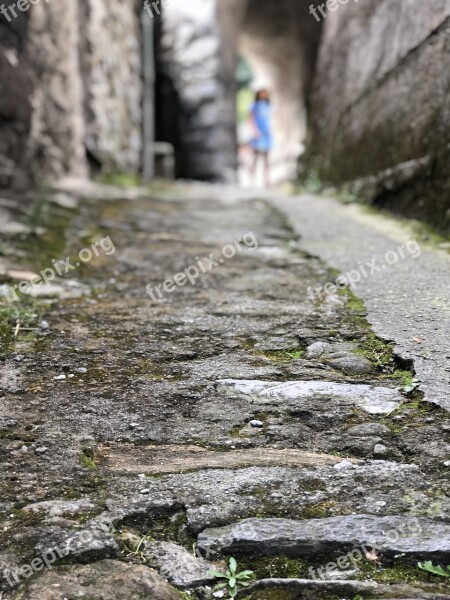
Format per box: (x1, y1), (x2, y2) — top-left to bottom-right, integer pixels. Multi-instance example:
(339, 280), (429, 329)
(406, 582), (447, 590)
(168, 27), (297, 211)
(239, 556), (309, 580)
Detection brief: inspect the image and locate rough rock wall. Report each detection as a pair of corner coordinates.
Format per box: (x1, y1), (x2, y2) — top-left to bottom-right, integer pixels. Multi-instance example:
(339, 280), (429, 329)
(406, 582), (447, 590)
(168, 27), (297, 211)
(157, 0), (242, 181)
(0, 0), (143, 189)
(0, 0), (32, 188)
(26, 0), (87, 183)
(309, 0), (450, 229)
(79, 0), (142, 174)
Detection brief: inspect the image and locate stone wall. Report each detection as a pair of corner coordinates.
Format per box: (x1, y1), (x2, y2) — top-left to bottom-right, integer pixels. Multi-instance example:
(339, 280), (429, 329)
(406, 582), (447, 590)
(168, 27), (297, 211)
(156, 0), (241, 181)
(0, 0), (32, 188)
(308, 0), (450, 229)
(79, 0), (142, 174)
(0, 0), (143, 190)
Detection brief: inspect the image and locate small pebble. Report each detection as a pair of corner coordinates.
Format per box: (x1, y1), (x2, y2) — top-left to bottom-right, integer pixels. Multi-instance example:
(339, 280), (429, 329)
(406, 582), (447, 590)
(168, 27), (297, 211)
(14, 355), (25, 363)
(68, 374), (74, 379)
(20, 445), (28, 453)
(139, 489), (150, 495)
(249, 420), (264, 428)
(54, 375), (66, 381)
(129, 423), (139, 429)
(35, 447), (48, 455)
(443, 461), (450, 468)
(76, 367), (88, 374)
(373, 443), (388, 456)
(40, 320), (49, 330)
(334, 460), (353, 471)
(138, 474), (146, 479)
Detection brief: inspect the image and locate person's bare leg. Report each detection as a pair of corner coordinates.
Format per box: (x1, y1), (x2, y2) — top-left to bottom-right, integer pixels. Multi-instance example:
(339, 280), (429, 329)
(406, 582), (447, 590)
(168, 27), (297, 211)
(251, 151), (259, 182)
(264, 153), (270, 187)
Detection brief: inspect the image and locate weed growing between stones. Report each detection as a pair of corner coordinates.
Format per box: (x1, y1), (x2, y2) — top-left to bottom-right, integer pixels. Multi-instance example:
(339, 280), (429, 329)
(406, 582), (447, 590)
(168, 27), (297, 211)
(79, 447), (98, 470)
(418, 561), (450, 579)
(0, 297), (47, 352)
(209, 557), (255, 598)
(341, 287), (419, 389)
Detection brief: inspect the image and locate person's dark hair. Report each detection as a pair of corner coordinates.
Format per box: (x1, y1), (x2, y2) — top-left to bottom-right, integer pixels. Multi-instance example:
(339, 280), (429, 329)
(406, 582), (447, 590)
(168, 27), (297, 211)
(255, 89), (270, 103)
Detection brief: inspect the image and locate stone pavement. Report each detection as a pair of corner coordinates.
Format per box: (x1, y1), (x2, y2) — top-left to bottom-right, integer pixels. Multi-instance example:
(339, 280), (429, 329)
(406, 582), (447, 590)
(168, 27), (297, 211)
(0, 182), (449, 599)
(274, 193), (450, 412)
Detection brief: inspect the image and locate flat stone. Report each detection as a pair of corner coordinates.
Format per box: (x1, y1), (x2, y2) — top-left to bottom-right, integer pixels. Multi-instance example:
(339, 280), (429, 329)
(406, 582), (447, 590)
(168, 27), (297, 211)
(198, 515), (450, 562)
(97, 443), (355, 475)
(253, 335), (301, 351)
(11, 559), (183, 599)
(143, 541), (216, 588)
(305, 340), (375, 374)
(305, 341), (334, 359)
(22, 500), (98, 518)
(217, 380), (402, 415)
(329, 354), (376, 374)
(346, 423), (391, 436)
(35, 525), (118, 564)
(0, 416), (19, 432)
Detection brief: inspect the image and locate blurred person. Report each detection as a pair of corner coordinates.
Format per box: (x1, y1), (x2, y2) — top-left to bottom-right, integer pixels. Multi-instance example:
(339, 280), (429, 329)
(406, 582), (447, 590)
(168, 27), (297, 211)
(250, 89), (273, 187)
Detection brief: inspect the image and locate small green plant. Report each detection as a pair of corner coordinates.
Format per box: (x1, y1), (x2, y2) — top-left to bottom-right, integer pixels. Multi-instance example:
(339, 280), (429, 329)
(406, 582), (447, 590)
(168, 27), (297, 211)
(24, 190), (49, 233)
(209, 557), (254, 598)
(402, 378), (420, 395)
(301, 168), (323, 194)
(418, 561), (450, 578)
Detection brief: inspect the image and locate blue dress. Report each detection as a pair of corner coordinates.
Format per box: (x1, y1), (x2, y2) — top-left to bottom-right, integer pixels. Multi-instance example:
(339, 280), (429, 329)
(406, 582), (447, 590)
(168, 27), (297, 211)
(251, 101), (273, 152)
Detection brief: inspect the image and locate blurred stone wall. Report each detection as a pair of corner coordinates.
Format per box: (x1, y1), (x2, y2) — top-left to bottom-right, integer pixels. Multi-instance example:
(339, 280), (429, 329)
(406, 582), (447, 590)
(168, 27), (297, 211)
(0, 0), (142, 190)
(308, 0), (450, 229)
(0, 0), (32, 188)
(156, 0), (322, 182)
(156, 0), (242, 181)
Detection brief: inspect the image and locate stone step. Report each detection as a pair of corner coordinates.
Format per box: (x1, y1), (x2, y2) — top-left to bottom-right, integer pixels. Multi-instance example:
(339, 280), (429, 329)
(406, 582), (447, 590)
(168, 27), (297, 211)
(198, 515), (450, 563)
(102, 460), (450, 535)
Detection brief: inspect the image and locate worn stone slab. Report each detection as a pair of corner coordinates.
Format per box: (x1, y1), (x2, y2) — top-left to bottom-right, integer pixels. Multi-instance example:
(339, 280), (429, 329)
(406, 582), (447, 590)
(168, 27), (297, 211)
(22, 499), (98, 518)
(198, 515), (450, 562)
(97, 443), (356, 475)
(34, 525), (118, 565)
(218, 379), (402, 415)
(11, 559), (183, 599)
(143, 541), (216, 589)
